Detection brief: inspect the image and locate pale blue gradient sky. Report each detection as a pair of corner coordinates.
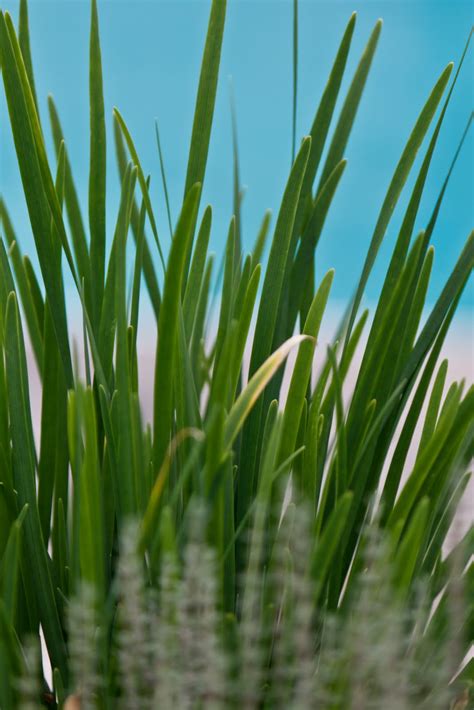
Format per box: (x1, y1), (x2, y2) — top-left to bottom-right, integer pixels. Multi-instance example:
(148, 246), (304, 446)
(1, 0), (473, 312)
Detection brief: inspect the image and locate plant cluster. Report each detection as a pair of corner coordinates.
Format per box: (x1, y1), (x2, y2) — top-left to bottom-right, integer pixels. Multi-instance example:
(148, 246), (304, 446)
(0, 1), (472, 708)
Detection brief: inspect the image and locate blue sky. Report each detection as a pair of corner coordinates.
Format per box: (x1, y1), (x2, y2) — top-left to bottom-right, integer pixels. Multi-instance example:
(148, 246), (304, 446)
(1, 0), (473, 311)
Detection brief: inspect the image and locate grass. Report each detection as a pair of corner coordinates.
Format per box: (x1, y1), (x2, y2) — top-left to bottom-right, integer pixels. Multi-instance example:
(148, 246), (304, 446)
(0, 0), (473, 707)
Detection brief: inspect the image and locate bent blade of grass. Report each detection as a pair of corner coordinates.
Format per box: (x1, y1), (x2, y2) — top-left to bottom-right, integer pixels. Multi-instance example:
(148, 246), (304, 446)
(4, 292), (67, 679)
(224, 334), (309, 449)
(89, 0), (107, 330)
(155, 120), (173, 238)
(113, 114), (161, 319)
(113, 107), (166, 269)
(344, 61), (453, 349)
(153, 184), (201, 473)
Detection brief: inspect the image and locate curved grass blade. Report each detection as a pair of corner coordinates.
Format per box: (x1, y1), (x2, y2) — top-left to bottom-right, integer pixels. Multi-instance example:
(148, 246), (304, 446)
(225, 334), (309, 449)
(155, 120), (173, 238)
(113, 114), (161, 320)
(113, 107), (166, 269)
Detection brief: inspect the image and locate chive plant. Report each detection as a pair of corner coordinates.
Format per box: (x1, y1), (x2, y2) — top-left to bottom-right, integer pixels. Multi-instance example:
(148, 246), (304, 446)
(0, 0), (473, 707)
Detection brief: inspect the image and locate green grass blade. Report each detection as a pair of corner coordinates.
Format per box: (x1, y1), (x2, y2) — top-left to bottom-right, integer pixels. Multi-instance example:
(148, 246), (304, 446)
(225, 334), (309, 449)
(89, 0), (107, 329)
(311, 491), (353, 603)
(288, 159), (346, 328)
(183, 205), (212, 338)
(114, 164), (138, 515)
(113, 114), (161, 320)
(0, 504), (27, 620)
(0, 11), (74, 387)
(237, 137), (310, 517)
(18, 0), (37, 112)
(252, 209), (271, 265)
(292, 11), (356, 243)
(291, 0), (298, 164)
(317, 18), (381, 192)
(153, 183), (201, 472)
(155, 120), (173, 237)
(344, 62), (453, 348)
(278, 269), (333, 468)
(184, 0), (226, 197)
(4, 292), (67, 679)
(113, 107), (166, 269)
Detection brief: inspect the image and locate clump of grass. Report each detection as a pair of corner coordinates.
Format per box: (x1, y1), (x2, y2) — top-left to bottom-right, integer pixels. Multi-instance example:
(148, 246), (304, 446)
(0, 0), (472, 708)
